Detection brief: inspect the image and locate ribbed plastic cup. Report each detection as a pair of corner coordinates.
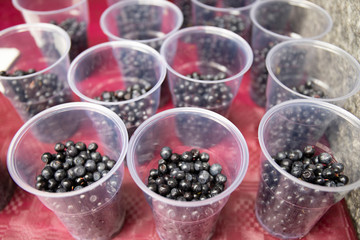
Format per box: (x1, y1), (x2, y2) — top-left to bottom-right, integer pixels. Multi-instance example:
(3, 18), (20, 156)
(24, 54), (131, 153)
(67, 41), (166, 137)
(0, 23), (72, 123)
(100, 0), (182, 106)
(12, 0), (90, 60)
(256, 99), (360, 239)
(127, 107), (249, 240)
(249, 0), (332, 107)
(7, 102), (128, 240)
(160, 26), (253, 117)
(191, 0), (258, 42)
(265, 39), (360, 110)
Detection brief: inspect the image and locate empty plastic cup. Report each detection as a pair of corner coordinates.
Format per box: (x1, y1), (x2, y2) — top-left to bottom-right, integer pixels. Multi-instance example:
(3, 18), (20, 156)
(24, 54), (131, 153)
(67, 41), (166, 137)
(127, 107), (249, 240)
(12, 0), (90, 60)
(0, 23), (73, 122)
(265, 39), (360, 110)
(100, 0), (183, 51)
(256, 99), (360, 239)
(160, 26), (253, 117)
(7, 102), (128, 239)
(249, 0), (332, 107)
(191, 0), (258, 42)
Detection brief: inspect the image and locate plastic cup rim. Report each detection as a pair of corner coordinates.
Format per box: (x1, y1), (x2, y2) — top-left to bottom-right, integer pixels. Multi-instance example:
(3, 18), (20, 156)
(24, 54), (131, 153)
(100, 0), (184, 44)
(258, 99), (360, 193)
(160, 26), (253, 84)
(0, 23), (71, 79)
(127, 107), (249, 207)
(191, 0), (258, 12)
(266, 39), (360, 103)
(12, 0), (88, 15)
(7, 102), (129, 198)
(250, 0), (333, 41)
(67, 40), (167, 106)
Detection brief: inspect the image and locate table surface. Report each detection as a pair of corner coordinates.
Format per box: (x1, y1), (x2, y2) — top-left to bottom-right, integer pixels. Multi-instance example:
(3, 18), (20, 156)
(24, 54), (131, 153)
(0, 0), (357, 239)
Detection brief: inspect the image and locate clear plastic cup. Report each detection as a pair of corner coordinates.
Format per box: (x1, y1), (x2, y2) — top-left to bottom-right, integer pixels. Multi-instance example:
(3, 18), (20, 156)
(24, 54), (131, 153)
(249, 0), (332, 107)
(127, 107), (249, 240)
(160, 26), (253, 117)
(265, 39), (360, 110)
(0, 23), (73, 122)
(256, 99), (360, 239)
(12, 0), (90, 60)
(67, 41), (166, 137)
(100, 0), (183, 52)
(7, 102), (129, 240)
(191, 0), (258, 42)
(100, 0), (182, 106)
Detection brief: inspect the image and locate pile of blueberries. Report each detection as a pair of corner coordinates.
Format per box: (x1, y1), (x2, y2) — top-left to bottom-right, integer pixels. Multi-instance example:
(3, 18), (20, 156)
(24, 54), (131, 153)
(273, 145), (349, 187)
(50, 18), (88, 60)
(147, 147), (227, 201)
(293, 80), (325, 98)
(173, 71), (233, 116)
(0, 69), (72, 119)
(94, 80), (156, 133)
(35, 141), (116, 192)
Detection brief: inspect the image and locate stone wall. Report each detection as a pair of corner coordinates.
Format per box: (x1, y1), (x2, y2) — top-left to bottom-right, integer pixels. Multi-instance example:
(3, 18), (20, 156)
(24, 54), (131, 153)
(308, 0), (360, 237)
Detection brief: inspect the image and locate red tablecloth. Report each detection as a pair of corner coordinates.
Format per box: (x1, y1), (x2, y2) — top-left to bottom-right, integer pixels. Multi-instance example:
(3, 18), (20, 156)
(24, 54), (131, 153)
(0, 0), (357, 239)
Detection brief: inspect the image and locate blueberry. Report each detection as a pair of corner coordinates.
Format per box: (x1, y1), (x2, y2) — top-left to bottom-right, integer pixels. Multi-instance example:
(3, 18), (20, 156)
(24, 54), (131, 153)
(209, 163), (222, 176)
(301, 169), (315, 183)
(54, 142), (65, 152)
(54, 169), (67, 182)
(148, 183), (157, 192)
(87, 142), (98, 152)
(84, 160), (97, 172)
(74, 165), (86, 177)
(303, 145), (315, 157)
(41, 166), (54, 180)
(199, 152), (210, 162)
(319, 153), (332, 165)
(160, 147), (172, 160)
(198, 170), (210, 184)
(41, 152), (53, 164)
(158, 184), (170, 196)
(215, 173), (227, 184)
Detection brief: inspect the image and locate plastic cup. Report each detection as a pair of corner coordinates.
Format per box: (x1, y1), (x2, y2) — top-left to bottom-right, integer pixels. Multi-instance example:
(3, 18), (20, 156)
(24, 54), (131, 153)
(68, 41), (166, 137)
(191, 0), (258, 42)
(265, 39), (360, 110)
(0, 23), (73, 122)
(100, 0), (183, 52)
(12, 0), (90, 60)
(249, 0), (332, 107)
(256, 99), (360, 239)
(160, 26), (253, 117)
(127, 107), (249, 240)
(7, 102), (129, 240)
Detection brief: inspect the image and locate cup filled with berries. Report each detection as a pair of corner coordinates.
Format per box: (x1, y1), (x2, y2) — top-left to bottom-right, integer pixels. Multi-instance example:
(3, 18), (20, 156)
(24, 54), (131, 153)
(67, 41), (166, 137)
(7, 102), (129, 240)
(12, 0), (90, 60)
(160, 26), (253, 117)
(265, 39), (360, 110)
(256, 99), (360, 239)
(0, 23), (73, 123)
(127, 107), (249, 240)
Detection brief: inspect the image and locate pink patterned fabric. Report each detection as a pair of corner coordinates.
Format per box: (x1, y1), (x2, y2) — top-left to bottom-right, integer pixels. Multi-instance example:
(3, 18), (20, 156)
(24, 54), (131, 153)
(0, 0), (357, 239)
